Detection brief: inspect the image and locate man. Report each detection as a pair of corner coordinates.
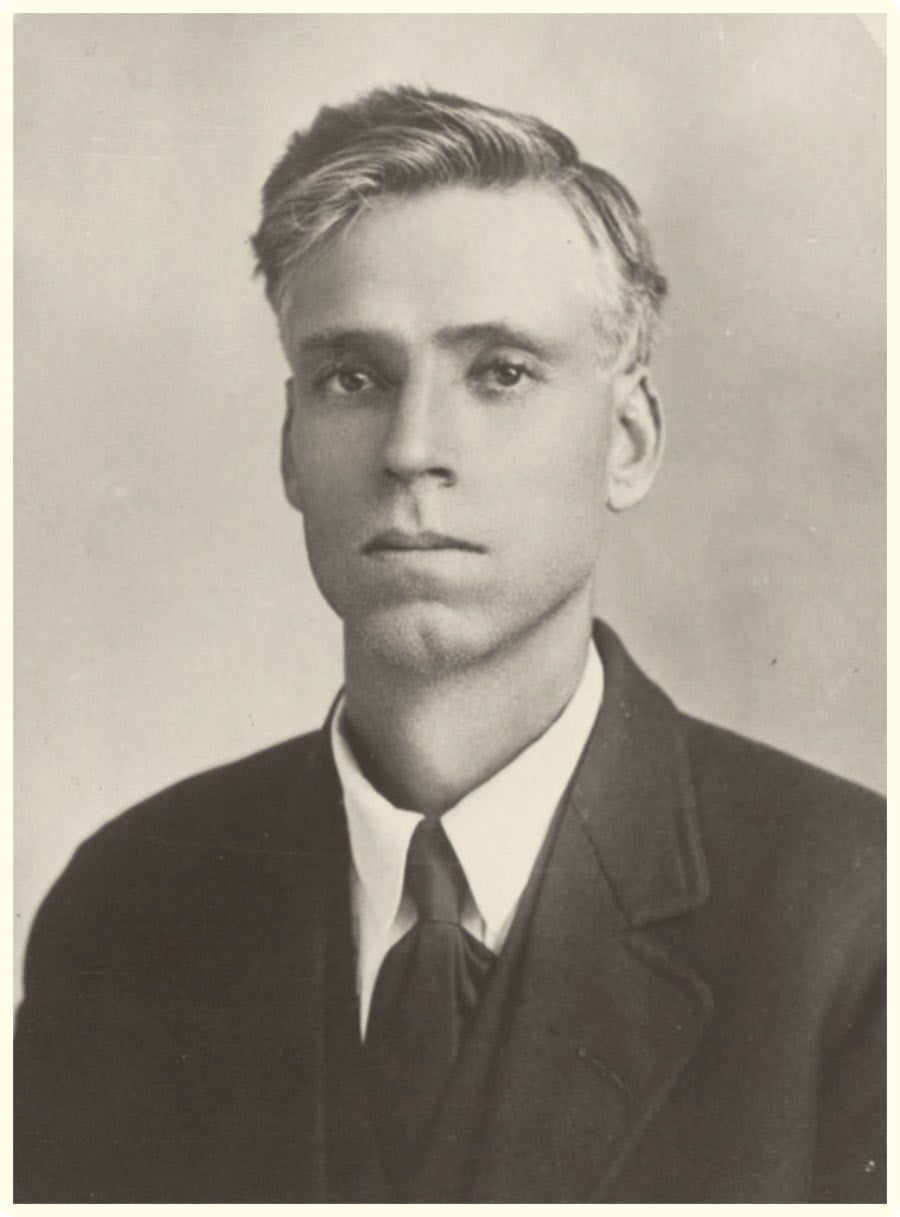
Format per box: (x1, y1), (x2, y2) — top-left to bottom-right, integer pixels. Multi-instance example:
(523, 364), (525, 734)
(15, 87), (884, 1203)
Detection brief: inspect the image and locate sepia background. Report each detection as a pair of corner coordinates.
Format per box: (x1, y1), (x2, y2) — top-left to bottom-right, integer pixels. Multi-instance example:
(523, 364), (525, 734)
(14, 13), (885, 998)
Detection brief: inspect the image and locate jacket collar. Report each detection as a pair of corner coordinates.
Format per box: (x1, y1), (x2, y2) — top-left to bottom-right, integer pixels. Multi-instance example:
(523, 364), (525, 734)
(309, 618), (708, 925)
(572, 619), (709, 926)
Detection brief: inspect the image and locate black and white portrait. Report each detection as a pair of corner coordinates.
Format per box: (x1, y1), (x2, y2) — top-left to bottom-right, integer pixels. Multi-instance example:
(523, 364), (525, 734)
(14, 13), (885, 1203)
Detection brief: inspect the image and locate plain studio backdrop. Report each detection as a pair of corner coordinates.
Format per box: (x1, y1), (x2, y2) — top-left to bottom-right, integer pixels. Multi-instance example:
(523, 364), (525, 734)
(14, 14), (885, 1000)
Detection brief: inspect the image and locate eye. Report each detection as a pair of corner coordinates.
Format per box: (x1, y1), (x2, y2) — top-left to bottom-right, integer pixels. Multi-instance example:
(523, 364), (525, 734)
(306, 359), (388, 401)
(321, 366), (380, 395)
(472, 357), (537, 395)
(490, 361), (527, 387)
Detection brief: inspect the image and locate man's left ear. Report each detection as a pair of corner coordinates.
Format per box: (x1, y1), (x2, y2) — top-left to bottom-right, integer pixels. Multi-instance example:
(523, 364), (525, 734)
(606, 367), (664, 512)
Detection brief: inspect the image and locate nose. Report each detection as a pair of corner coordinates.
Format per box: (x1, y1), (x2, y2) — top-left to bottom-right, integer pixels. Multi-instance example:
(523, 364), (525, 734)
(380, 373), (457, 487)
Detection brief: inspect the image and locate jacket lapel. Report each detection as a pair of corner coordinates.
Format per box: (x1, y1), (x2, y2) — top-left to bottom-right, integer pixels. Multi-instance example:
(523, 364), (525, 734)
(285, 728), (389, 1202)
(245, 726), (378, 1201)
(268, 733), (338, 1200)
(470, 622), (714, 1202)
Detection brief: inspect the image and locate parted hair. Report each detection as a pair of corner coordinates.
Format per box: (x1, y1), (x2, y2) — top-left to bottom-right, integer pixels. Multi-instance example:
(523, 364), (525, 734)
(251, 86), (667, 368)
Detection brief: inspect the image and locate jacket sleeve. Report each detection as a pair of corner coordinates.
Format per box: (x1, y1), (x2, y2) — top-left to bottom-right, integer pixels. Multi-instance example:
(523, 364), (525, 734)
(15, 843), (109, 1200)
(807, 799), (885, 1205)
(15, 829), (188, 1202)
(811, 930), (886, 1201)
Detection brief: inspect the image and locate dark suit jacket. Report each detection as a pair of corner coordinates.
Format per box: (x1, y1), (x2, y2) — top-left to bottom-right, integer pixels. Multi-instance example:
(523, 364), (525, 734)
(15, 623), (885, 1202)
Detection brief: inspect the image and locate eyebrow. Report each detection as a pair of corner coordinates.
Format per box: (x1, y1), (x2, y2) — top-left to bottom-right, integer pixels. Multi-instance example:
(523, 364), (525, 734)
(291, 322), (563, 362)
(291, 329), (391, 360)
(434, 323), (563, 361)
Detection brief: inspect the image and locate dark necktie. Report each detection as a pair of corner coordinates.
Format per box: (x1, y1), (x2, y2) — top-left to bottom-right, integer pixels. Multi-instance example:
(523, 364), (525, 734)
(363, 816), (496, 1187)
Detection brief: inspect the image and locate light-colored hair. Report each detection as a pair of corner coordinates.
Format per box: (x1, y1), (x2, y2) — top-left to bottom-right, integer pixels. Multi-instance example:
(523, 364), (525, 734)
(251, 86), (667, 368)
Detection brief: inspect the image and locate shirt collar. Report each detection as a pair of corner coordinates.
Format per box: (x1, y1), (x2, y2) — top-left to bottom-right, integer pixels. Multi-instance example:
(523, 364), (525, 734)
(331, 643), (604, 946)
(330, 717), (421, 941)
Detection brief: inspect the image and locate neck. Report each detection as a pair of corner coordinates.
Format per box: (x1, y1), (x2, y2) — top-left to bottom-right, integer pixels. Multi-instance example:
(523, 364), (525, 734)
(342, 597), (595, 814)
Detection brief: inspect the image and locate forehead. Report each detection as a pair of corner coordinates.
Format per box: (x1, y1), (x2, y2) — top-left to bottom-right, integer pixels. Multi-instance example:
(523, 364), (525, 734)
(278, 183), (602, 349)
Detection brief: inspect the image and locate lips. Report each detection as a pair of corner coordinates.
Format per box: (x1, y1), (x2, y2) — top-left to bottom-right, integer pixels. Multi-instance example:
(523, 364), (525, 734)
(363, 529), (485, 554)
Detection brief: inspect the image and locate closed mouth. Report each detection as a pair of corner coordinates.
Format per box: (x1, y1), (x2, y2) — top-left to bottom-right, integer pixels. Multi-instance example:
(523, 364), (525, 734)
(363, 530), (485, 554)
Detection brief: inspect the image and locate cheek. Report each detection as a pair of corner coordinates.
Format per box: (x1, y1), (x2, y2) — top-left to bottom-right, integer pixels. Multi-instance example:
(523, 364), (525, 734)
(496, 418), (610, 579)
(505, 414), (608, 511)
(289, 421), (366, 519)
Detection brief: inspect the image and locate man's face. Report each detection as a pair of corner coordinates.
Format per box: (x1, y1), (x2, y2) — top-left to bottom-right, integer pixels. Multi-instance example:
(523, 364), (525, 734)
(279, 183), (654, 671)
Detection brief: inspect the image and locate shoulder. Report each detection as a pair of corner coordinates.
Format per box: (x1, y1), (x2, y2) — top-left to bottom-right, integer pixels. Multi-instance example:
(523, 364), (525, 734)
(677, 713), (884, 987)
(595, 617), (883, 863)
(21, 730), (335, 986)
(680, 712), (884, 861)
(83, 729), (328, 853)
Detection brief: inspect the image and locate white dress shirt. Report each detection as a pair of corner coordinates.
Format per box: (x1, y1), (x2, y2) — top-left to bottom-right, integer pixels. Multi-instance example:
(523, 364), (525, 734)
(330, 645), (604, 1037)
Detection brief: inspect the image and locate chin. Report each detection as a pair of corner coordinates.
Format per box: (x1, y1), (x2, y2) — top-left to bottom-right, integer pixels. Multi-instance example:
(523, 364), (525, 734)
(344, 601), (504, 675)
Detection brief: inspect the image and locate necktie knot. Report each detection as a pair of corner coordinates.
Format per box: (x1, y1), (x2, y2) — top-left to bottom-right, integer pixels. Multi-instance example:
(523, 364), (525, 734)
(405, 817), (466, 925)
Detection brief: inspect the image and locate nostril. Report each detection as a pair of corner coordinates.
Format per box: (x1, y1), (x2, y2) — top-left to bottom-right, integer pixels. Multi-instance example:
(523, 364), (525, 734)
(429, 465), (456, 487)
(383, 464), (456, 487)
